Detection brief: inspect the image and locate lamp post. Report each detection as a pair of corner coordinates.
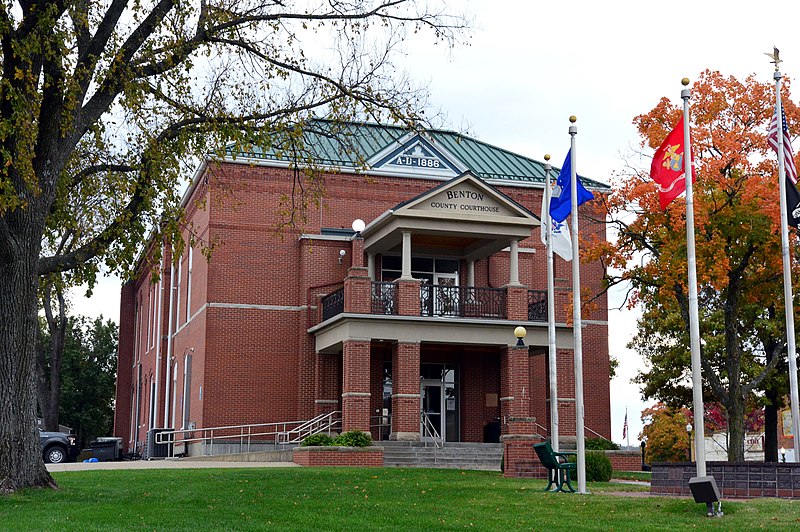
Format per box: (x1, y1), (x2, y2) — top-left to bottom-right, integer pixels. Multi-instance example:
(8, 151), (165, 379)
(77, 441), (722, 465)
(781, 447), (787, 463)
(686, 423), (693, 462)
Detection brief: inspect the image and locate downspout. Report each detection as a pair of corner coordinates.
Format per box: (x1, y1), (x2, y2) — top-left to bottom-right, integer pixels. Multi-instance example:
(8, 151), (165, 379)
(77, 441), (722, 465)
(163, 259), (175, 427)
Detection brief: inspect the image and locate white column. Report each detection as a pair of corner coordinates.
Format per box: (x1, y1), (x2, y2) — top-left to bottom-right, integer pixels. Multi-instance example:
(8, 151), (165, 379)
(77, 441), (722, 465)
(508, 240), (520, 286)
(401, 232), (412, 279)
(467, 260), (475, 287)
(367, 253), (375, 280)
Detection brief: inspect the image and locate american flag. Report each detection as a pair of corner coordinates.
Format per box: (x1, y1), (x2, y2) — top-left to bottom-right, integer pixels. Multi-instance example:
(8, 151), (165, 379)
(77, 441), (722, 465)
(768, 107), (798, 185)
(622, 410), (628, 440)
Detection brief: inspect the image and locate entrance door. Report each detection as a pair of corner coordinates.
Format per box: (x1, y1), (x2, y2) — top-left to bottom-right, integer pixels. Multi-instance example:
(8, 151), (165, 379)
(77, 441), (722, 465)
(420, 379), (445, 442)
(434, 273), (459, 316)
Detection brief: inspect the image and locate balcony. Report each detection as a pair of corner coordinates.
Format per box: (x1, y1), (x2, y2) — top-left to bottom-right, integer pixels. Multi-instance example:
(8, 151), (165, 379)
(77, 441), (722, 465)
(420, 284), (507, 319)
(318, 281), (547, 324)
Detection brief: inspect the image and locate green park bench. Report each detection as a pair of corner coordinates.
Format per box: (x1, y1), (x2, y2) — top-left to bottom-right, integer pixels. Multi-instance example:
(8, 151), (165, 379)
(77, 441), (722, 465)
(533, 441), (577, 493)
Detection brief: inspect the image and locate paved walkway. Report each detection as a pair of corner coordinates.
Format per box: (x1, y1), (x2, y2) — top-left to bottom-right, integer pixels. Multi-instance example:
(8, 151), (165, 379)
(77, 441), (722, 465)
(47, 459), (299, 473)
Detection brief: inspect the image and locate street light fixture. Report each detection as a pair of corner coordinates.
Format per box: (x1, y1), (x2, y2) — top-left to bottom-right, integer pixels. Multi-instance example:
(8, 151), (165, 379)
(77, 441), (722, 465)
(686, 423), (693, 462)
(513, 326), (527, 347)
(780, 447), (786, 463)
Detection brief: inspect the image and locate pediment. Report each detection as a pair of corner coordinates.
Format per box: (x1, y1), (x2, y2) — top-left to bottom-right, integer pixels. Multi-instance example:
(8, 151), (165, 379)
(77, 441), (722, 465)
(395, 173), (534, 221)
(368, 133), (465, 177)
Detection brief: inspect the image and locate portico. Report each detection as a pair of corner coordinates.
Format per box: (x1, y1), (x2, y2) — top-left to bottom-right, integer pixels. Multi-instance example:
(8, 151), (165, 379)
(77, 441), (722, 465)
(308, 172), (573, 443)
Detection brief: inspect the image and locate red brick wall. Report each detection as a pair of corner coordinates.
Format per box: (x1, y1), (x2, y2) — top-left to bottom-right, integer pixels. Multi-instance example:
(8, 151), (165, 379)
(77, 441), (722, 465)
(292, 447), (384, 467)
(511, 450), (643, 479)
(114, 281), (136, 448)
(607, 451), (643, 472)
(114, 160), (610, 448)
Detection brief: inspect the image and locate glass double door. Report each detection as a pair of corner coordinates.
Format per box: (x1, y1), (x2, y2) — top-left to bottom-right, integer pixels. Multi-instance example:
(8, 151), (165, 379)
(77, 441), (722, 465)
(420, 368), (459, 442)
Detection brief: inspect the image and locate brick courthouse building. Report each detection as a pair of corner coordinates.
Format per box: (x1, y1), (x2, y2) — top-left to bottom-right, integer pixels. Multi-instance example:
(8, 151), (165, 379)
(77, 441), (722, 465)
(113, 121), (612, 475)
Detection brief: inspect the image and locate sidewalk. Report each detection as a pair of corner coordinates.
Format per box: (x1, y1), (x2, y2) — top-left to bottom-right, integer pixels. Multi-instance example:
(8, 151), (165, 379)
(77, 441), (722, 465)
(47, 459), (299, 473)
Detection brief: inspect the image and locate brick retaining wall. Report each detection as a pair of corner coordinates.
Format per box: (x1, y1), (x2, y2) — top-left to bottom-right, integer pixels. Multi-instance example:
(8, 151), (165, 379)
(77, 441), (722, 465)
(651, 462), (800, 499)
(292, 446), (384, 467)
(607, 450), (642, 472)
(509, 449), (643, 478)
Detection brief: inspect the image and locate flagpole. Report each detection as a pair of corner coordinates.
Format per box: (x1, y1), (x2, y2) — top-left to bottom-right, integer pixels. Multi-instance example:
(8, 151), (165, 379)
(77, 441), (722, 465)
(626, 407), (630, 449)
(773, 67), (800, 462)
(568, 116), (587, 493)
(544, 154), (560, 453)
(682, 78), (707, 477)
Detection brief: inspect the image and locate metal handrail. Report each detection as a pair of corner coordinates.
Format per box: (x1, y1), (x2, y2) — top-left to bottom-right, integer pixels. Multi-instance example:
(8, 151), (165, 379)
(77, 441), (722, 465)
(420, 411), (443, 449)
(585, 425), (613, 443)
(155, 412), (342, 456)
(277, 411), (342, 445)
(370, 414), (392, 441)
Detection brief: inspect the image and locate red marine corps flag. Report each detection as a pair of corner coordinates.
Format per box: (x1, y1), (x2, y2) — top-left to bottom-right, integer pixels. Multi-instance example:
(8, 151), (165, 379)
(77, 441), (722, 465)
(650, 116), (697, 209)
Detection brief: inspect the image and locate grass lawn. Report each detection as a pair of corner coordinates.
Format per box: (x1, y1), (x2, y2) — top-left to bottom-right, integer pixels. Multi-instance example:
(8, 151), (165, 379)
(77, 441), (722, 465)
(1, 467), (797, 530)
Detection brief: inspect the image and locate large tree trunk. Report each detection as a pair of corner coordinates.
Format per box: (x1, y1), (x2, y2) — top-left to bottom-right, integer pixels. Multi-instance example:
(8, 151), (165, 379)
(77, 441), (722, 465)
(764, 393), (779, 462)
(0, 218), (56, 493)
(35, 283), (67, 432)
(725, 395), (746, 463)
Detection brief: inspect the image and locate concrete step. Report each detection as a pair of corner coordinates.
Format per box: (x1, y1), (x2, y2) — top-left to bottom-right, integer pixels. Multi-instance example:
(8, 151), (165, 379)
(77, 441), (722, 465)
(380, 441), (503, 471)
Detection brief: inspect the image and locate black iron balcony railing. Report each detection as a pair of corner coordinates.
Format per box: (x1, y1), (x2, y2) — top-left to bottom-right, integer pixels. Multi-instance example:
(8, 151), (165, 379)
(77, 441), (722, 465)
(371, 282), (397, 315)
(317, 283), (543, 323)
(420, 284), (506, 319)
(321, 287), (344, 321)
(527, 289), (547, 322)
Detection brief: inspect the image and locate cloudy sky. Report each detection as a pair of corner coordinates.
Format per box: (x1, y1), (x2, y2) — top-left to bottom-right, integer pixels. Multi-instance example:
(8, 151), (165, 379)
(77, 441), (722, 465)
(71, 0), (800, 445)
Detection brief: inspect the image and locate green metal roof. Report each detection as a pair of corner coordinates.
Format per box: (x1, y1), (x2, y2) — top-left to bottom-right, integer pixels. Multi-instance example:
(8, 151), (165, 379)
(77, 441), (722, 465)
(223, 120), (610, 190)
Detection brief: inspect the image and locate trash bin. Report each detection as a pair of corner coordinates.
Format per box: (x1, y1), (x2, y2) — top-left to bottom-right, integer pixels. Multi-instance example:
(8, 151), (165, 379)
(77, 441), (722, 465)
(90, 437), (122, 461)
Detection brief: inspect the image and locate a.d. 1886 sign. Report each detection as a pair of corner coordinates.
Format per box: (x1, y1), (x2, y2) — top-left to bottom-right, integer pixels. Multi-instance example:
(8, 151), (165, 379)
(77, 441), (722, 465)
(394, 145), (442, 169)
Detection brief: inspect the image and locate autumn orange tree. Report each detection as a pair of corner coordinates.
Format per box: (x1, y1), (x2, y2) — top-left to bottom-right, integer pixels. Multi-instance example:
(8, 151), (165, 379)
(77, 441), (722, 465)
(587, 70), (800, 462)
(640, 403), (691, 463)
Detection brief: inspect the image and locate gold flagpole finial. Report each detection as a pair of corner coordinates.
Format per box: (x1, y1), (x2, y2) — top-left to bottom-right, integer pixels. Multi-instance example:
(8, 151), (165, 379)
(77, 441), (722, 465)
(681, 77), (690, 87)
(544, 154), (551, 161)
(765, 46), (781, 71)
(569, 116), (577, 123)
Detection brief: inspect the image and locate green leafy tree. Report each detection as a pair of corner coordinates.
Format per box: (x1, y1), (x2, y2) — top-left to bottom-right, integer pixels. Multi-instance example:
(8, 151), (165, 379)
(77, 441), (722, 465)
(0, 0), (467, 493)
(35, 279), (69, 434)
(38, 315), (118, 448)
(586, 70), (798, 462)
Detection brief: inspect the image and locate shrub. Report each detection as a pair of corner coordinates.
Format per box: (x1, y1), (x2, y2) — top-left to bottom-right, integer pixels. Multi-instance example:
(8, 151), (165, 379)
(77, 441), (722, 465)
(585, 451), (613, 482)
(333, 431), (373, 447)
(585, 437), (619, 451)
(568, 451), (613, 482)
(300, 433), (335, 447)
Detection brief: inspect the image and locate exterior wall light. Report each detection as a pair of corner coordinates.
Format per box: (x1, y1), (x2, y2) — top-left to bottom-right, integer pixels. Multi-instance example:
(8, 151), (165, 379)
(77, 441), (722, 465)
(338, 249), (346, 263)
(513, 326), (527, 347)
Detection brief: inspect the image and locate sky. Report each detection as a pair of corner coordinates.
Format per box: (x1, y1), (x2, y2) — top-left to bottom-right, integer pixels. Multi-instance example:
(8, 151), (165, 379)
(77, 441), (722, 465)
(70, 0), (800, 446)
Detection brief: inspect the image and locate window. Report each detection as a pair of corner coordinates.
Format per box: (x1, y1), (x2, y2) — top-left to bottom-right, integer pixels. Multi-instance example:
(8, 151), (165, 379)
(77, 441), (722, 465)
(151, 282), (159, 349)
(182, 354), (193, 430)
(185, 248), (193, 323)
(148, 379), (156, 430)
(380, 255), (460, 283)
(133, 303), (140, 363)
(175, 257), (182, 329)
(147, 288), (153, 350)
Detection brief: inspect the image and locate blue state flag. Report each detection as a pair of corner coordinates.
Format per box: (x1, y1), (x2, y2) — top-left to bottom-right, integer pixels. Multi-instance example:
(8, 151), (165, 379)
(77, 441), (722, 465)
(549, 149), (594, 223)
